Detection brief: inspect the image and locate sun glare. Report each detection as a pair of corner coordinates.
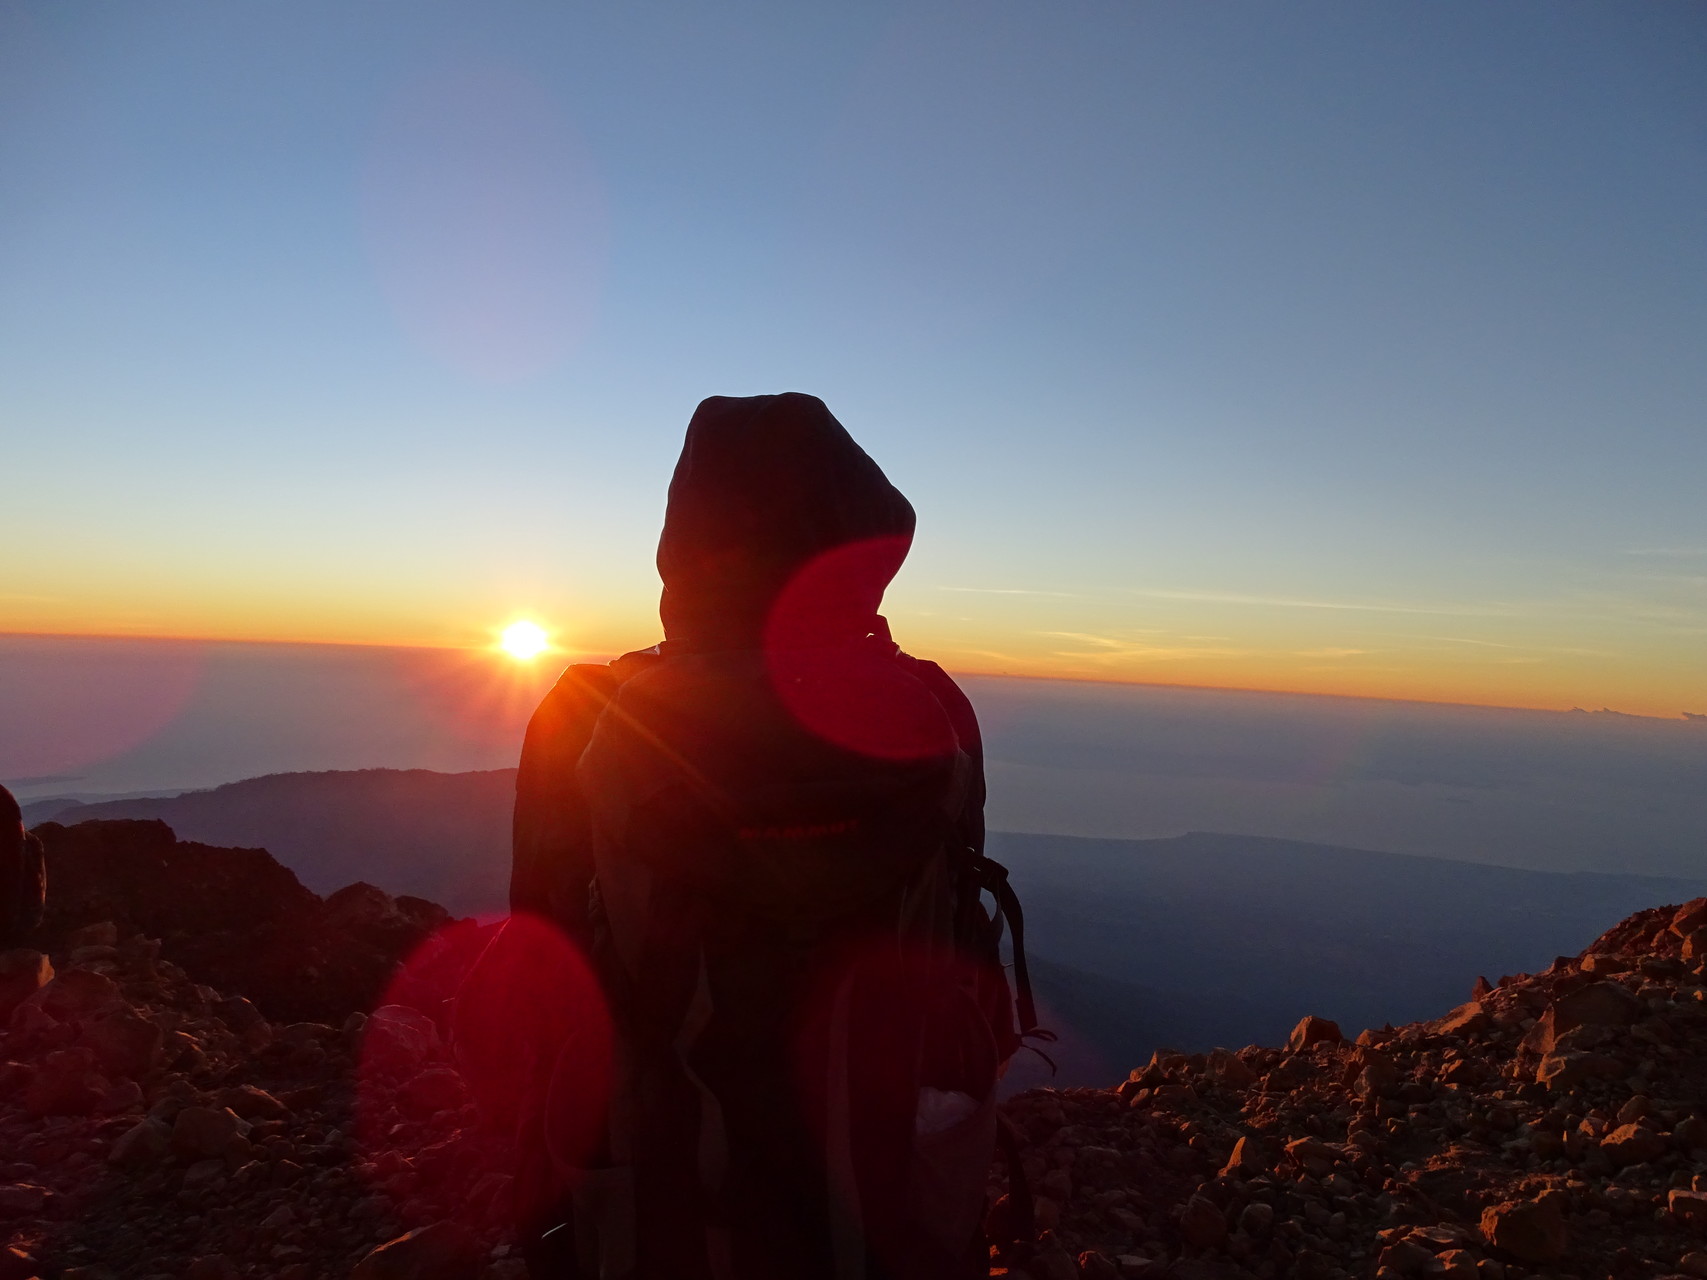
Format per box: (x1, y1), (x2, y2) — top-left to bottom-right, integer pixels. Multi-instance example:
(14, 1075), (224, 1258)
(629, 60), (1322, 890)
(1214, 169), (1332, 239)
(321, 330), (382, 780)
(500, 620), (549, 660)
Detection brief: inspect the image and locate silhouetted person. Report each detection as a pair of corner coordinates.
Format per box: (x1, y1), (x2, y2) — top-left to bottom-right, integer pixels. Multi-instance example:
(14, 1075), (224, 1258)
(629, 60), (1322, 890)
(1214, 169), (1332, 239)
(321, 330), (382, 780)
(0, 785), (46, 948)
(460, 394), (1039, 1280)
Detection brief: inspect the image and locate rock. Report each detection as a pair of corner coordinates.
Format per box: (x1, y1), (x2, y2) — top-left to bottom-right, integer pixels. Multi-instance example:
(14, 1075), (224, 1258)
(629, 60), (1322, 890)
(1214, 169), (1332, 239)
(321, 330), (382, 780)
(1177, 1195), (1226, 1248)
(107, 1117), (170, 1171)
(214, 1084), (288, 1120)
(78, 1008), (163, 1079)
(1535, 1049), (1622, 1089)
(182, 1157), (227, 1191)
(1438, 1001), (1491, 1036)
(1602, 1121), (1668, 1167)
(1670, 1189), (1707, 1224)
(23, 1048), (106, 1115)
(1077, 1252), (1121, 1280)
(1287, 1015), (1343, 1052)
(400, 1066), (467, 1119)
(67, 921), (120, 949)
(212, 996), (271, 1048)
(0, 1183), (48, 1217)
(1673, 899), (1707, 937)
(0, 1246), (39, 1280)
(1479, 1195), (1567, 1263)
(1554, 980), (1641, 1028)
(1685, 929), (1707, 962)
(1377, 1238), (1435, 1276)
(363, 1005), (442, 1073)
(258, 1204), (294, 1230)
(0, 950), (52, 1021)
(1221, 1134), (1266, 1175)
(352, 1223), (483, 1280)
(1238, 1201), (1275, 1235)
(170, 1107), (241, 1161)
(1205, 1048), (1257, 1086)
(1677, 1114), (1707, 1150)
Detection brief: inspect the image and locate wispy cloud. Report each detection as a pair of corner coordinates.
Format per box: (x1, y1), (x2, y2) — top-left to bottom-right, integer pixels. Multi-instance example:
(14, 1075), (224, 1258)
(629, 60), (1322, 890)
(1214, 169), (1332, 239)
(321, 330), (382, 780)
(937, 586), (1077, 597)
(1295, 648), (1366, 658)
(1624, 547), (1707, 558)
(1038, 631), (1245, 662)
(1123, 588), (1514, 617)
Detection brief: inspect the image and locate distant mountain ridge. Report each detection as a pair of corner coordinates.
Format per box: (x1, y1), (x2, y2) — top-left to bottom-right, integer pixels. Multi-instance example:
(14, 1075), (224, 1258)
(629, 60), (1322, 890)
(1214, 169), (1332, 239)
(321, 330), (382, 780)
(32, 768), (1707, 1082)
(35, 768), (516, 912)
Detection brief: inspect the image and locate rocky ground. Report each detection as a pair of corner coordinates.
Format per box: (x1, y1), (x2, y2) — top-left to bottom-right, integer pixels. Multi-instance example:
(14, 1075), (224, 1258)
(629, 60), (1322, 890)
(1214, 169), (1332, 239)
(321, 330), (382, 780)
(991, 901), (1707, 1280)
(5, 817), (1707, 1278)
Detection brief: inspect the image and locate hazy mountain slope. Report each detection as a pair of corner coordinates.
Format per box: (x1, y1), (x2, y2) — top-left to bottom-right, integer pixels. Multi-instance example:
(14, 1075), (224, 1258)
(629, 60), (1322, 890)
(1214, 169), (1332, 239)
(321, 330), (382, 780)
(995, 829), (1707, 1060)
(50, 769), (515, 912)
(39, 770), (1707, 1078)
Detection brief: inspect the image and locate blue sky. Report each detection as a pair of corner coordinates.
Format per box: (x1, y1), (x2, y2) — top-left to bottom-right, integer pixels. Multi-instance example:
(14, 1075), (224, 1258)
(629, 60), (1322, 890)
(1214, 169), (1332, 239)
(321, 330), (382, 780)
(3, 1), (1704, 712)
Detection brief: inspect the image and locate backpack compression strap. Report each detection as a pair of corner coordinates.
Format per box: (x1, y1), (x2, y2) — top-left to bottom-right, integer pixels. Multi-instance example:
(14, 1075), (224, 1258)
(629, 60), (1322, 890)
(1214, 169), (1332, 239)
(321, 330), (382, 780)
(967, 855), (1047, 1041)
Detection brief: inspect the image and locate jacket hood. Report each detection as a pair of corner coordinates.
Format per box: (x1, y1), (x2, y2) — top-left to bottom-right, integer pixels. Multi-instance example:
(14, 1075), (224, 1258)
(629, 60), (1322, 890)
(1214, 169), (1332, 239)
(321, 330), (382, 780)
(657, 393), (915, 649)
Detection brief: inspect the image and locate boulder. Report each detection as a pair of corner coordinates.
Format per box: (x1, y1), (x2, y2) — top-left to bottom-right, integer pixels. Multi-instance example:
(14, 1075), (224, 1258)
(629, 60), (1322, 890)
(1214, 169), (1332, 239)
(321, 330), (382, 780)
(1672, 899), (1707, 937)
(1220, 1134), (1266, 1175)
(1287, 1015), (1343, 1052)
(170, 1107), (242, 1161)
(107, 1118), (170, 1171)
(1176, 1195), (1226, 1248)
(1601, 1122), (1667, 1168)
(78, 1009), (162, 1079)
(1670, 1190), (1707, 1225)
(363, 1005), (441, 1074)
(1553, 980), (1640, 1029)
(1438, 1001), (1491, 1036)
(400, 1066), (467, 1119)
(1480, 1195), (1567, 1263)
(23, 1048), (106, 1116)
(1535, 1049), (1622, 1089)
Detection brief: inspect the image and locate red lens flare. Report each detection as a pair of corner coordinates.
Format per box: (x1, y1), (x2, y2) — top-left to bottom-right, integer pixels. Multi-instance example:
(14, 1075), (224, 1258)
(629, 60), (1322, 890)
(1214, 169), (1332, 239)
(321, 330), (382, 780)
(354, 914), (612, 1235)
(786, 937), (1006, 1272)
(764, 538), (958, 761)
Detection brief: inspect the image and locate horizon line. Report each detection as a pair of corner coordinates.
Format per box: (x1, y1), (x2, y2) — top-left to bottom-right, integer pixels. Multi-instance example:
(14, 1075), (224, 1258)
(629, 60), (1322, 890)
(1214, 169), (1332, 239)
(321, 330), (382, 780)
(2, 627), (1700, 724)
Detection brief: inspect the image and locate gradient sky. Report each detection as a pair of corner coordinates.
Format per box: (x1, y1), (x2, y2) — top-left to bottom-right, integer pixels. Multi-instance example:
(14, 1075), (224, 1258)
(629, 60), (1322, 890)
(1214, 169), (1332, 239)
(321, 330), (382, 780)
(3, 2), (1704, 715)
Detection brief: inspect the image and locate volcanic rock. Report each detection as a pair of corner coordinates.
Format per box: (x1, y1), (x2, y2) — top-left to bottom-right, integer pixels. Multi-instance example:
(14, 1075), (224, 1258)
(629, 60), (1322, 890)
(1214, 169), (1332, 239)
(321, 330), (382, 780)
(352, 1222), (483, 1280)
(1286, 1015), (1342, 1052)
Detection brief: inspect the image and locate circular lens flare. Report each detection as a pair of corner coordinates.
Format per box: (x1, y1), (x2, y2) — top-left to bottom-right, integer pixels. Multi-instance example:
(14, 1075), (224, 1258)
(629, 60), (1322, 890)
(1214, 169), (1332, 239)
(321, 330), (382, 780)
(500, 620), (549, 660)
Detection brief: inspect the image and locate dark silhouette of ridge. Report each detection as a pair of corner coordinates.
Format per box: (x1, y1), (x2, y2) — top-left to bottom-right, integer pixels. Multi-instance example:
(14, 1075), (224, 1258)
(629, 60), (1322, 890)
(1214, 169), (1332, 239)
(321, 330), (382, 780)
(37, 768), (515, 912)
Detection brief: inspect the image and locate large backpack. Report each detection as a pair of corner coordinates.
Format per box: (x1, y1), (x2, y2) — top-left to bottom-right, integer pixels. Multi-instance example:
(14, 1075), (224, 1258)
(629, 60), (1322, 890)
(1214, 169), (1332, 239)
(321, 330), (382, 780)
(536, 636), (1042, 1280)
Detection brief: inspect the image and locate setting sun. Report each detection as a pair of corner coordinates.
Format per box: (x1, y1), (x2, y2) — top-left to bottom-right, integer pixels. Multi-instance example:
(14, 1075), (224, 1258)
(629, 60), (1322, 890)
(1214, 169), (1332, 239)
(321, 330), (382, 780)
(499, 620), (549, 660)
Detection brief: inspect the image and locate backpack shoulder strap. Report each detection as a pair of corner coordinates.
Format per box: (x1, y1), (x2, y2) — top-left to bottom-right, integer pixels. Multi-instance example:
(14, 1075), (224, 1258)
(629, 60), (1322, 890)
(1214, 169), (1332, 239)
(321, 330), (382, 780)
(511, 646), (666, 929)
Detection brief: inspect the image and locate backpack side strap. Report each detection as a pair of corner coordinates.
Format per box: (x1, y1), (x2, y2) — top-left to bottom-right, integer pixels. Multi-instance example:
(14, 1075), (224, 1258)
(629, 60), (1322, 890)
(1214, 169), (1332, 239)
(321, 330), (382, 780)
(966, 855), (1049, 1042)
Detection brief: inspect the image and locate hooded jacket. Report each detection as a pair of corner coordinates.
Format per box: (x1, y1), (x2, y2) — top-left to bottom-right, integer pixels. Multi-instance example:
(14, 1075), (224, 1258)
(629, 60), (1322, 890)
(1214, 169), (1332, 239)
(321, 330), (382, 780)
(657, 392), (915, 650)
(509, 393), (978, 920)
